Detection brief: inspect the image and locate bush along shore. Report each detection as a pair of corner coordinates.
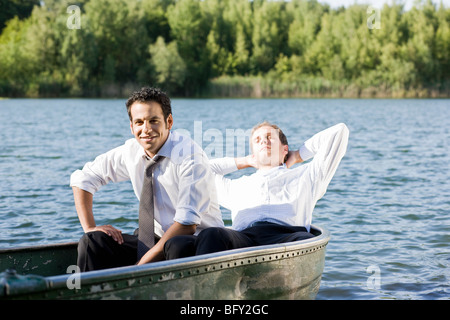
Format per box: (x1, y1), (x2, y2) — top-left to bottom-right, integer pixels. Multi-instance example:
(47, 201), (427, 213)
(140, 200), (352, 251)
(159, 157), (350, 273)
(0, 0), (449, 98)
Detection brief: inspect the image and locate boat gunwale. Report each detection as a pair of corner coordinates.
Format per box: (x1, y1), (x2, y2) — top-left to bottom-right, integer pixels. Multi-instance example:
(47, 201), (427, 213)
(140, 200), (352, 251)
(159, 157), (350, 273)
(0, 241), (78, 254)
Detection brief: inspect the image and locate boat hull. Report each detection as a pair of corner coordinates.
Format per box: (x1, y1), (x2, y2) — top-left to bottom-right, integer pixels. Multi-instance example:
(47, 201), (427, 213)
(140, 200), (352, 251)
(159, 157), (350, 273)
(0, 225), (329, 300)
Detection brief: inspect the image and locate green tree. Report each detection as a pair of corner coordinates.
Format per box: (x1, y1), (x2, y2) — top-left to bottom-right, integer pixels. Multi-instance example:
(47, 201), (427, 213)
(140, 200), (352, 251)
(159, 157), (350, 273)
(0, 0), (39, 31)
(141, 0), (173, 43)
(232, 23), (250, 75)
(149, 36), (186, 94)
(84, 0), (150, 86)
(301, 12), (337, 76)
(223, 0), (253, 75)
(203, 0), (236, 76)
(401, 0), (438, 85)
(0, 16), (37, 95)
(287, 0), (325, 56)
(167, 0), (210, 95)
(434, 3), (450, 81)
(251, 0), (289, 73)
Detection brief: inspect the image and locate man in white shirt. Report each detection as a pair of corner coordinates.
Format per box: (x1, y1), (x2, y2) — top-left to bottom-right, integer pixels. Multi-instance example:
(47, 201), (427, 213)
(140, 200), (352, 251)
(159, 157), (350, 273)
(70, 87), (224, 271)
(164, 122), (349, 259)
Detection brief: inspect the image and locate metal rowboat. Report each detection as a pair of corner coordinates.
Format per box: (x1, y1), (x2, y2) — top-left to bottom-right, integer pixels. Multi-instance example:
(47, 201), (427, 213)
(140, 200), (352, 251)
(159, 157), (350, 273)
(0, 225), (329, 300)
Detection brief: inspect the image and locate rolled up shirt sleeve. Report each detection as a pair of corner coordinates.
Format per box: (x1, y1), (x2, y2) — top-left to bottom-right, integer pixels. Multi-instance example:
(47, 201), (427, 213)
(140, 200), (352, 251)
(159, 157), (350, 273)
(70, 144), (130, 194)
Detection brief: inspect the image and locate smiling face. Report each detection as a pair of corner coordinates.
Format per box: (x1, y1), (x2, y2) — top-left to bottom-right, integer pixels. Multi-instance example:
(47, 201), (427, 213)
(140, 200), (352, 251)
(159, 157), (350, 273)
(129, 101), (173, 158)
(251, 125), (288, 169)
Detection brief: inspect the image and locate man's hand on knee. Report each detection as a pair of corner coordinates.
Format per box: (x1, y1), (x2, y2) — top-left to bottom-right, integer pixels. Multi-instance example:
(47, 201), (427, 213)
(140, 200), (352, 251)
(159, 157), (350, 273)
(86, 225), (124, 244)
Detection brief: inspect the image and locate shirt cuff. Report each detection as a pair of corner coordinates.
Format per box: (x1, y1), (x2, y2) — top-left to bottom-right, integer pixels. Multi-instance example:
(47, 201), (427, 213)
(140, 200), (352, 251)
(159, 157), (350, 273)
(69, 170), (100, 195)
(173, 206), (202, 226)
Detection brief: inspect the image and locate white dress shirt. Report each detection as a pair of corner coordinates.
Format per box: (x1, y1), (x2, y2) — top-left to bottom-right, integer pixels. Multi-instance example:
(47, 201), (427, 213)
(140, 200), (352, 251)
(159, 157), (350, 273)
(210, 123), (349, 232)
(70, 131), (224, 236)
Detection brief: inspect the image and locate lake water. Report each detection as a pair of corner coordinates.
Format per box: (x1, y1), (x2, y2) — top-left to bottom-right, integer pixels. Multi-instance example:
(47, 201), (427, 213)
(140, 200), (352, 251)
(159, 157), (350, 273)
(0, 98), (449, 300)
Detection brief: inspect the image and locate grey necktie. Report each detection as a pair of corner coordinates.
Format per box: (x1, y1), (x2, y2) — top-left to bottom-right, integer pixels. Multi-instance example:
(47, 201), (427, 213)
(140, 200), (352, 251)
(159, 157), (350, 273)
(137, 156), (163, 260)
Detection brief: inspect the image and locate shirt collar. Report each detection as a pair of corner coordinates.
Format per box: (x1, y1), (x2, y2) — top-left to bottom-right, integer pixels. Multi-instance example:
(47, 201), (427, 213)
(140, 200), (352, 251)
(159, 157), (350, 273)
(156, 131), (173, 159)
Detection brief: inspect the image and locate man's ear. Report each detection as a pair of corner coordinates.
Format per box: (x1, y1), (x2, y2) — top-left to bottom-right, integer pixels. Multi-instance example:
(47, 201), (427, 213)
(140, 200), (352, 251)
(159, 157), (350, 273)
(282, 144), (289, 163)
(283, 144), (289, 156)
(166, 114), (173, 130)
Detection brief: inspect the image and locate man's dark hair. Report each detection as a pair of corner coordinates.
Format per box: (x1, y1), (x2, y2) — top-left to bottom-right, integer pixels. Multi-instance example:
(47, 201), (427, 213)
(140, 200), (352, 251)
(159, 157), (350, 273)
(126, 87), (172, 121)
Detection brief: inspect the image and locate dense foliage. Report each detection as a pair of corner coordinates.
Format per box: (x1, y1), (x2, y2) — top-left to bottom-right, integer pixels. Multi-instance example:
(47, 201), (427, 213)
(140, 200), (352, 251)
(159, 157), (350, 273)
(0, 0), (449, 97)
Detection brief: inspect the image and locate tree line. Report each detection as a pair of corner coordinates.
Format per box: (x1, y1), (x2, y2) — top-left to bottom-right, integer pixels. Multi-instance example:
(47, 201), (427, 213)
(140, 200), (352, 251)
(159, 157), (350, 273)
(0, 0), (449, 98)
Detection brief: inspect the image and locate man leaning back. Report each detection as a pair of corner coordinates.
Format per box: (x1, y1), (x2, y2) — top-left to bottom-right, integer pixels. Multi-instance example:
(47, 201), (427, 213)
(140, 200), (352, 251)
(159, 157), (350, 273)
(164, 122), (349, 258)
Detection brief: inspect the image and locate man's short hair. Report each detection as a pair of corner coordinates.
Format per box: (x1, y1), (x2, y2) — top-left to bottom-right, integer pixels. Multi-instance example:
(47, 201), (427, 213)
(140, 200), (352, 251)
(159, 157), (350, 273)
(251, 121), (289, 163)
(126, 87), (172, 121)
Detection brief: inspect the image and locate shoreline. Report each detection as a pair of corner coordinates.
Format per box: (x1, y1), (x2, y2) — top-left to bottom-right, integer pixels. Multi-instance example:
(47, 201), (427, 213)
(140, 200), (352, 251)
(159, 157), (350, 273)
(2, 79), (449, 100)
(2, 93), (449, 100)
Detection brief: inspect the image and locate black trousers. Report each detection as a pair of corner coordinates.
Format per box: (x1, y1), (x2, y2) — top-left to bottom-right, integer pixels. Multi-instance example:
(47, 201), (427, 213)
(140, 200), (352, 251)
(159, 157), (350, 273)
(164, 222), (314, 260)
(77, 231), (139, 272)
(77, 228), (163, 272)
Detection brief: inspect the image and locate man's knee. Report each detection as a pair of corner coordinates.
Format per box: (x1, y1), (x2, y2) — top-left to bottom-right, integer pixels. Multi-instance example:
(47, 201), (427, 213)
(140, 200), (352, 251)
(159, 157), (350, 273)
(79, 231), (106, 243)
(284, 231), (315, 243)
(77, 231), (115, 272)
(197, 227), (229, 242)
(196, 227), (239, 254)
(78, 231), (111, 251)
(164, 235), (196, 260)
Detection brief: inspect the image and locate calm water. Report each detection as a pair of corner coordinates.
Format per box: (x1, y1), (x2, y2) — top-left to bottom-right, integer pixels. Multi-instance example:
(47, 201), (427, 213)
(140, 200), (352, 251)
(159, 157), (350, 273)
(0, 98), (449, 300)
